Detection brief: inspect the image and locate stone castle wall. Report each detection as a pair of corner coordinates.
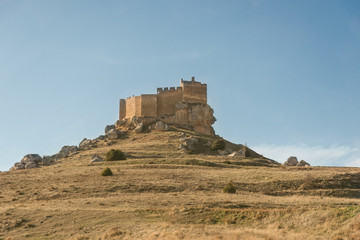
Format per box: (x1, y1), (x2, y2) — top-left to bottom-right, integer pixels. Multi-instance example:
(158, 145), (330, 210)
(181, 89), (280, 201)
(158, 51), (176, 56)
(181, 78), (207, 104)
(157, 87), (182, 117)
(140, 94), (157, 117)
(119, 77), (208, 120)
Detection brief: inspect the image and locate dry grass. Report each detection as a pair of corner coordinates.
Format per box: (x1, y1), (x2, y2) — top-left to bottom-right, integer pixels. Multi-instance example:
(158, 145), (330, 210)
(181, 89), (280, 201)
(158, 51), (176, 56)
(0, 130), (359, 239)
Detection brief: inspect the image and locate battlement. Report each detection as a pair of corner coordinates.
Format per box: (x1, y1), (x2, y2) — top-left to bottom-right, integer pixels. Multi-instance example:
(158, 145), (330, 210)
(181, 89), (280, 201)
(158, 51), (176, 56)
(180, 77), (207, 88)
(157, 86), (182, 94)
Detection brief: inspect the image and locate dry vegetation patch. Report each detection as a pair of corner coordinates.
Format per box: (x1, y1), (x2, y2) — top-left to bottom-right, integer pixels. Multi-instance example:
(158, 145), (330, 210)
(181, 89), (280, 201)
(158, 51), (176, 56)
(1, 130), (359, 239)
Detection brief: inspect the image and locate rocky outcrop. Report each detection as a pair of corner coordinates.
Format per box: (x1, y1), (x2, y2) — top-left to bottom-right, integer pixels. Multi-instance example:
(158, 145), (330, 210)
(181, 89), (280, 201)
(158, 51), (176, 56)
(79, 138), (92, 150)
(57, 146), (78, 158)
(10, 162), (25, 171)
(42, 155), (56, 165)
(297, 160), (310, 167)
(283, 157), (310, 167)
(170, 102), (216, 135)
(178, 136), (199, 153)
(118, 102), (216, 136)
(21, 154), (42, 165)
(106, 129), (122, 140)
(284, 156), (298, 166)
(105, 125), (115, 134)
(134, 122), (144, 133)
(9, 154), (43, 171)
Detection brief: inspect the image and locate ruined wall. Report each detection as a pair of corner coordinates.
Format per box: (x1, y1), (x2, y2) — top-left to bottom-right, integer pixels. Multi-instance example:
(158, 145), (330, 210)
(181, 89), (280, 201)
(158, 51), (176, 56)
(140, 94), (157, 117)
(181, 78), (207, 104)
(157, 87), (182, 117)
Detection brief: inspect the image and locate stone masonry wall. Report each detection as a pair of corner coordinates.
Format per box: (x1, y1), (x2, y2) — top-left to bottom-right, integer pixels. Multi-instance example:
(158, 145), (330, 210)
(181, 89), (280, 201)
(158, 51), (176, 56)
(181, 80), (207, 104)
(157, 87), (182, 117)
(140, 94), (157, 117)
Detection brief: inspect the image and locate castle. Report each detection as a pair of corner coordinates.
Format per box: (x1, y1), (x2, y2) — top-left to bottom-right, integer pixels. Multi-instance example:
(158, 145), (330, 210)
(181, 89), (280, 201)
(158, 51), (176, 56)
(119, 77), (215, 135)
(119, 77), (207, 120)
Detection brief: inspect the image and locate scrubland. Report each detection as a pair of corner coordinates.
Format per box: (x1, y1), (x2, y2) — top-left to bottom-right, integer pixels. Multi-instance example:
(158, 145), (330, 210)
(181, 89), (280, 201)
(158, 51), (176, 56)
(0, 130), (359, 239)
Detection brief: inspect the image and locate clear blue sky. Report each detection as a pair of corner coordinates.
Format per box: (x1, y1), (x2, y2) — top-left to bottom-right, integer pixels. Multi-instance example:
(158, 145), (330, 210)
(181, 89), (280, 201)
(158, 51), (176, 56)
(1, 0), (359, 170)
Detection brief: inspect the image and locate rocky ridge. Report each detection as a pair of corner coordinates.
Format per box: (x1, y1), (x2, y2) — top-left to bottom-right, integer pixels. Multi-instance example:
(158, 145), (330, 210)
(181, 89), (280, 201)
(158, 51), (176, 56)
(8, 121), (276, 171)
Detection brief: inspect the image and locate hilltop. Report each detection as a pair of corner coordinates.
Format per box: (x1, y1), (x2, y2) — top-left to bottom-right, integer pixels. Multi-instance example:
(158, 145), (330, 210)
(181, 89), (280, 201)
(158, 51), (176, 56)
(1, 127), (360, 240)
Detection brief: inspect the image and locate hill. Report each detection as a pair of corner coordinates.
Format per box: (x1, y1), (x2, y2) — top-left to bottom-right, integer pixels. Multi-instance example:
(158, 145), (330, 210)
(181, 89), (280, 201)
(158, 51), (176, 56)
(1, 129), (360, 239)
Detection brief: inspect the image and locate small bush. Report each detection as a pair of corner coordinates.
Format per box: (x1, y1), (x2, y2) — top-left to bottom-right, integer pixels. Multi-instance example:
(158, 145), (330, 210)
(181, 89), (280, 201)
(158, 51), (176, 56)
(223, 182), (236, 194)
(105, 149), (126, 161)
(101, 167), (113, 176)
(211, 139), (226, 151)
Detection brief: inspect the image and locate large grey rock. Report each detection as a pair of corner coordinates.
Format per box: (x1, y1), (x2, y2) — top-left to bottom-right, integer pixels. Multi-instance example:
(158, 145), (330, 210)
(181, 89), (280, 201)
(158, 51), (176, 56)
(105, 125), (115, 134)
(284, 156), (298, 166)
(297, 160), (310, 167)
(106, 129), (120, 140)
(134, 122), (144, 133)
(12, 162), (25, 170)
(57, 145), (78, 158)
(10, 154), (41, 171)
(79, 138), (92, 150)
(155, 121), (169, 131)
(89, 154), (103, 164)
(20, 154), (42, 165)
(42, 155), (55, 165)
(25, 161), (38, 169)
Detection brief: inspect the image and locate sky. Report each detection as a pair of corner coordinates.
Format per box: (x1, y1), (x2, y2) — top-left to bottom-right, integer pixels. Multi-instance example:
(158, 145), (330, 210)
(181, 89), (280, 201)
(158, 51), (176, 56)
(0, 0), (359, 171)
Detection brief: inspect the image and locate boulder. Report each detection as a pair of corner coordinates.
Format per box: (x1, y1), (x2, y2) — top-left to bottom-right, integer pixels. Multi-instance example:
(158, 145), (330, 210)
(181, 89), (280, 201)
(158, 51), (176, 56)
(57, 145), (78, 158)
(20, 154), (42, 165)
(134, 122), (144, 133)
(79, 138), (92, 150)
(155, 121), (169, 131)
(105, 125), (116, 134)
(297, 160), (310, 167)
(42, 155), (55, 165)
(284, 156), (298, 166)
(13, 162), (25, 170)
(25, 161), (38, 169)
(106, 129), (120, 140)
(97, 135), (106, 140)
(89, 154), (103, 164)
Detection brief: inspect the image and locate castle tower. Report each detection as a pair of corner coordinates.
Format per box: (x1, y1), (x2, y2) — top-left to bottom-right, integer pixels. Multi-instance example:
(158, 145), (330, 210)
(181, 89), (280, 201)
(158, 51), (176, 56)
(180, 77), (207, 104)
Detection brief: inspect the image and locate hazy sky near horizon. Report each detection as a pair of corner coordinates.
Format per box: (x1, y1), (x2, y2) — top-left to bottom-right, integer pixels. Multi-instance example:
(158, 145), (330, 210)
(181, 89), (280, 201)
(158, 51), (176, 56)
(1, 0), (360, 170)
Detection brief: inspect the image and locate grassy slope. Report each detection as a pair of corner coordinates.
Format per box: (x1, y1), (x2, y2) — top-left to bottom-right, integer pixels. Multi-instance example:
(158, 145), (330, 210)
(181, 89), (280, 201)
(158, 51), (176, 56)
(0, 130), (359, 240)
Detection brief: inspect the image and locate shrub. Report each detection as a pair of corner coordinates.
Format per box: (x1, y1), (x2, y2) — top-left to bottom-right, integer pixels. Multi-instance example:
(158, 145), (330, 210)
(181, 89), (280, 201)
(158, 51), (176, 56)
(223, 182), (236, 194)
(101, 167), (113, 176)
(211, 139), (226, 151)
(105, 149), (126, 161)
